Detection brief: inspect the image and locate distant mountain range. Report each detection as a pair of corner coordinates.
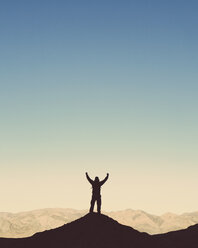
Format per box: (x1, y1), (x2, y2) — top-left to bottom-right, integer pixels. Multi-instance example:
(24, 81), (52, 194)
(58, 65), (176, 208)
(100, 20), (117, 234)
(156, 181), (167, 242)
(0, 208), (198, 238)
(1, 213), (198, 248)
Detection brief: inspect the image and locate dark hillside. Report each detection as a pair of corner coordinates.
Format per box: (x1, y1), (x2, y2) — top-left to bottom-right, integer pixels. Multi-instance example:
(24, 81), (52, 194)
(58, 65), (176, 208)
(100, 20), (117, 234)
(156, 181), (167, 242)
(1, 213), (198, 248)
(0, 213), (153, 248)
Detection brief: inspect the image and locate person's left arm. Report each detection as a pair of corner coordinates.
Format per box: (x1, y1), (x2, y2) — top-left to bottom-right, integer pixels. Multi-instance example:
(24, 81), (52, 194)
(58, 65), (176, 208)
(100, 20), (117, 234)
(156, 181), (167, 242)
(100, 173), (109, 186)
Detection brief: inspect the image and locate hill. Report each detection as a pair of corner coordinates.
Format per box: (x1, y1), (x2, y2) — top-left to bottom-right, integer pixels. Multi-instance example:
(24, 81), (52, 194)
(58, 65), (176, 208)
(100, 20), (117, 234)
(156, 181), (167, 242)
(1, 208), (198, 237)
(1, 213), (198, 248)
(0, 208), (86, 238)
(0, 213), (152, 248)
(154, 224), (198, 248)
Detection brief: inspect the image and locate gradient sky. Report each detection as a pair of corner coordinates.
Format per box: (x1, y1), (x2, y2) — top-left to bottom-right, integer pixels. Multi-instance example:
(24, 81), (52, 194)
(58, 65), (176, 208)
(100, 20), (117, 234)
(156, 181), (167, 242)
(0, 0), (198, 214)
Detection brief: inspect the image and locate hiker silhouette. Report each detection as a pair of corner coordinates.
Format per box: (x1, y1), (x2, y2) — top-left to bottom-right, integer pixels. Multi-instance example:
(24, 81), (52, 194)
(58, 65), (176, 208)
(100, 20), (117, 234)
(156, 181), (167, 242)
(86, 172), (109, 214)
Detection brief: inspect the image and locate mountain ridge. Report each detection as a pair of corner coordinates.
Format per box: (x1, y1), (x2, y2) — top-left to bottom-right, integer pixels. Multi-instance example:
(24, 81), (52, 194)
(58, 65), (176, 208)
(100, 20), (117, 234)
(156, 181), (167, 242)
(1, 208), (198, 237)
(1, 213), (198, 248)
(0, 213), (154, 248)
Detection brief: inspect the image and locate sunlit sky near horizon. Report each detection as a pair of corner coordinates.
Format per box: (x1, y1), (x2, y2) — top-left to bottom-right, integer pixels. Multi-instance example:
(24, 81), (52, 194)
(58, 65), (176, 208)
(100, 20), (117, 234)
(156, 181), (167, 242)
(0, 0), (198, 215)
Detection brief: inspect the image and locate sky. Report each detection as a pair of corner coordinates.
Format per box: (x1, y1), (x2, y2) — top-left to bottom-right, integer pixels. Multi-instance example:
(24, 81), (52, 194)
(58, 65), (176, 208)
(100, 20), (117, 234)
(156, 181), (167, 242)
(0, 0), (198, 215)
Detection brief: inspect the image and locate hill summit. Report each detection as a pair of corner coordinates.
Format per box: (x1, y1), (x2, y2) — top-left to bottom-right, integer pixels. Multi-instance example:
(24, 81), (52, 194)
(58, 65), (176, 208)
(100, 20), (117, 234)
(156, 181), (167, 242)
(0, 213), (152, 248)
(1, 208), (198, 237)
(1, 213), (198, 248)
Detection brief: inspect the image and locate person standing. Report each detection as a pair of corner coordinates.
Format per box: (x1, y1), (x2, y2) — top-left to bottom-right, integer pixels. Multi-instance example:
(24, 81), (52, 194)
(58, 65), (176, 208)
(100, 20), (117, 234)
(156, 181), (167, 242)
(86, 172), (109, 214)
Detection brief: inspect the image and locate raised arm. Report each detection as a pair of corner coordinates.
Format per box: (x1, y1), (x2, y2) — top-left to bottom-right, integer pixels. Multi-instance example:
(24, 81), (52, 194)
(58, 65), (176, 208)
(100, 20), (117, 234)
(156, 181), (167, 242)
(100, 173), (109, 186)
(86, 172), (93, 185)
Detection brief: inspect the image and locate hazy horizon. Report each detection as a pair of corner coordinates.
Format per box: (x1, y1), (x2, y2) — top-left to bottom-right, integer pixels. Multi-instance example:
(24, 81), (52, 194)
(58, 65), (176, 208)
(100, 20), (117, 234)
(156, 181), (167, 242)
(1, 206), (198, 217)
(0, 1), (198, 215)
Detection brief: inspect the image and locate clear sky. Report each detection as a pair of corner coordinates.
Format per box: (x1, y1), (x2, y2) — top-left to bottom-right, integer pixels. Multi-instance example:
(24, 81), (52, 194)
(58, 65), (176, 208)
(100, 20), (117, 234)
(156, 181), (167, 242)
(0, 0), (198, 215)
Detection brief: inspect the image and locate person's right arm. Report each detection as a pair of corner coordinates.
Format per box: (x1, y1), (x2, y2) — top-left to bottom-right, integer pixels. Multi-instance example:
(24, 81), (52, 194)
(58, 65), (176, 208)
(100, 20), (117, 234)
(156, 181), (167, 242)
(86, 172), (93, 184)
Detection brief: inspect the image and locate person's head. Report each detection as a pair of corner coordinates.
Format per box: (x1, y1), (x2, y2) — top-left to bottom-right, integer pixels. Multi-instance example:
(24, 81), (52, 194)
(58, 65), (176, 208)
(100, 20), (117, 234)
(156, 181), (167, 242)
(94, 176), (99, 182)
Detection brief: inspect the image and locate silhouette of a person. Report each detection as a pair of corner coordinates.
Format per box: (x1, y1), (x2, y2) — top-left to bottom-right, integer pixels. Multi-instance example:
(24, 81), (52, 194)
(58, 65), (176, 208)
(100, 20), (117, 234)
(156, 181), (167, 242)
(86, 172), (109, 214)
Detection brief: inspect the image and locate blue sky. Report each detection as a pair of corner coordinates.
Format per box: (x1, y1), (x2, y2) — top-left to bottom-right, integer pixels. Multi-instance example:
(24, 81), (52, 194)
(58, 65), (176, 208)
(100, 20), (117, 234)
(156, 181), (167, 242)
(0, 0), (198, 214)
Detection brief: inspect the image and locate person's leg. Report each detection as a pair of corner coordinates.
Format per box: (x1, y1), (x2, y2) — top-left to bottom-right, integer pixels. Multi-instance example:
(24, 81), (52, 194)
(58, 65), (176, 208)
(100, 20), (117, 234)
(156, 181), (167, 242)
(89, 196), (95, 213)
(97, 196), (101, 214)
